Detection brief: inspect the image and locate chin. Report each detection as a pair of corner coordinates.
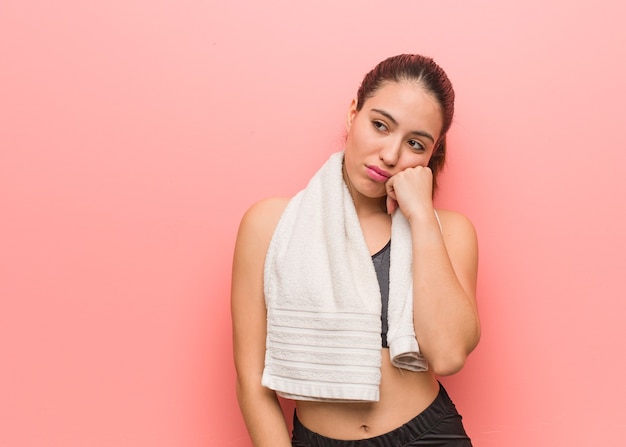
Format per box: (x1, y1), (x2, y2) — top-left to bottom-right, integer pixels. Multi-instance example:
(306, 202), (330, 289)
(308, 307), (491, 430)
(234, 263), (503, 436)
(358, 186), (386, 200)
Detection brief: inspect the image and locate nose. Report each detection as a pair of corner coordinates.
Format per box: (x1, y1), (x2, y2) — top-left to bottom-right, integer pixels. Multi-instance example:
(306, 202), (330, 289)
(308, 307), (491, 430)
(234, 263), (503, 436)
(379, 138), (402, 167)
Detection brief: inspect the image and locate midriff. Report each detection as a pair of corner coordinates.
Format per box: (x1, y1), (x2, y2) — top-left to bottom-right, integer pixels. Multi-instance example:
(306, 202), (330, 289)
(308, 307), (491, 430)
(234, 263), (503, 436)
(295, 349), (440, 440)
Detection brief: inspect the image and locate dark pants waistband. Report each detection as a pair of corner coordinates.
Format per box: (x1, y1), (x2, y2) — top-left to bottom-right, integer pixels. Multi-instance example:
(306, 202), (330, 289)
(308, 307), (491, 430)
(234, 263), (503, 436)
(291, 383), (472, 447)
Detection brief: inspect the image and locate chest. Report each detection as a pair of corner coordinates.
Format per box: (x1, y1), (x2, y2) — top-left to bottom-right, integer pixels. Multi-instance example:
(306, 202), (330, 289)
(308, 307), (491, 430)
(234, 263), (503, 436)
(358, 213), (391, 256)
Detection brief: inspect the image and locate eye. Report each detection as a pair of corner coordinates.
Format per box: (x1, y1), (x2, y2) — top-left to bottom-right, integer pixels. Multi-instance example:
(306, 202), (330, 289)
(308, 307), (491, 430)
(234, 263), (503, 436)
(372, 120), (388, 132)
(408, 139), (425, 151)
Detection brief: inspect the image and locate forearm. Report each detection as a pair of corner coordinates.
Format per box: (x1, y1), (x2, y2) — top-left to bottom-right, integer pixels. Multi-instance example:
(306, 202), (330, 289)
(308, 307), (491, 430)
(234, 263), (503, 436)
(409, 212), (480, 375)
(236, 379), (292, 447)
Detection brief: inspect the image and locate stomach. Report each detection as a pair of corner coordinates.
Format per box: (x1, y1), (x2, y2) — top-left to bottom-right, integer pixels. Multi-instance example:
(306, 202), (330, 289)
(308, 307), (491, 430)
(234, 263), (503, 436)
(294, 349), (440, 440)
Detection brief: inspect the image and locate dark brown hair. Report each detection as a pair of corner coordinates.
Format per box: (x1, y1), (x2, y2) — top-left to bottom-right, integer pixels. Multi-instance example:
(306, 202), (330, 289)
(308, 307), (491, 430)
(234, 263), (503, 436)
(356, 54), (455, 194)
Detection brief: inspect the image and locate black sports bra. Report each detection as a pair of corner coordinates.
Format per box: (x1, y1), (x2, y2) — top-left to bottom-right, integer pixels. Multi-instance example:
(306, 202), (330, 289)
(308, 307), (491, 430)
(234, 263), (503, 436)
(371, 241), (391, 348)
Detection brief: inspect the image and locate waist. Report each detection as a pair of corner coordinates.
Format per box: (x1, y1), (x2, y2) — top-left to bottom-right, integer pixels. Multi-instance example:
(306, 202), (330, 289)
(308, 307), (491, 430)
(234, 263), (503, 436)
(294, 351), (439, 439)
(293, 380), (455, 444)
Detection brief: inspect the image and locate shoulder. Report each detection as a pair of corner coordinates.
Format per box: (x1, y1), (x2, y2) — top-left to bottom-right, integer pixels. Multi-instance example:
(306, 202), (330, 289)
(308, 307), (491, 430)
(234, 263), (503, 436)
(239, 197), (290, 235)
(435, 209), (478, 254)
(435, 209), (476, 234)
(235, 197), (291, 257)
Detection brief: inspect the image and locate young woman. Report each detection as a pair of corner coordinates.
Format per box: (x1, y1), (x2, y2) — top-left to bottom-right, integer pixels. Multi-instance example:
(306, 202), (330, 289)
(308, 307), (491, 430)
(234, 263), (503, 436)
(231, 54), (480, 447)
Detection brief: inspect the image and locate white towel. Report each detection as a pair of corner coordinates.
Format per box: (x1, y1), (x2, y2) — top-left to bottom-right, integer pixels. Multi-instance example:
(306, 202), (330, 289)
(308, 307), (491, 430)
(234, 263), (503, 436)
(262, 151), (427, 402)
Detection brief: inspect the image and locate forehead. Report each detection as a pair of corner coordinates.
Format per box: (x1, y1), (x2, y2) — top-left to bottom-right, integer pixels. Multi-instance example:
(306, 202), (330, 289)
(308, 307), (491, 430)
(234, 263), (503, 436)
(363, 81), (443, 137)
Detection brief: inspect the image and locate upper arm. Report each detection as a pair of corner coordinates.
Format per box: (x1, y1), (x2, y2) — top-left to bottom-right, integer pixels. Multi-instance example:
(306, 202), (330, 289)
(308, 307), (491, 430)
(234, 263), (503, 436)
(438, 210), (479, 312)
(230, 198), (289, 385)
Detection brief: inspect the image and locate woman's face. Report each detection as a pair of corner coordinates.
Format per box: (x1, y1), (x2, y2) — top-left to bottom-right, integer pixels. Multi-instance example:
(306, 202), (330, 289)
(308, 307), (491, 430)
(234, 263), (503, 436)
(344, 81), (443, 202)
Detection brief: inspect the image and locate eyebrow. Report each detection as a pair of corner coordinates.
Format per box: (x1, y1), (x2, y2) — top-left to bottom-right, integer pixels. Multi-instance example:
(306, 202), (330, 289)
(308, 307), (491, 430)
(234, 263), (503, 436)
(371, 108), (435, 143)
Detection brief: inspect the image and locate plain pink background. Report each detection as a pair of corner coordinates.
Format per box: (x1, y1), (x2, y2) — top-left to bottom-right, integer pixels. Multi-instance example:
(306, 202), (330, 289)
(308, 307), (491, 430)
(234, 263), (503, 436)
(2, 1), (625, 445)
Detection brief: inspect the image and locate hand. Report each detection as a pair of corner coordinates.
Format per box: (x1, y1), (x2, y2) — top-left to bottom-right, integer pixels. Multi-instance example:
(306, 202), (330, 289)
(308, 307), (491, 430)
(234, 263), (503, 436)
(385, 166), (434, 219)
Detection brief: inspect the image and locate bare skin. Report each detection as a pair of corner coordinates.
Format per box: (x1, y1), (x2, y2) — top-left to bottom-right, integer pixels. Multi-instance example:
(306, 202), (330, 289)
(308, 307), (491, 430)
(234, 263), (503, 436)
(296, 336), (441, 440)
(231, 81), (480, 445)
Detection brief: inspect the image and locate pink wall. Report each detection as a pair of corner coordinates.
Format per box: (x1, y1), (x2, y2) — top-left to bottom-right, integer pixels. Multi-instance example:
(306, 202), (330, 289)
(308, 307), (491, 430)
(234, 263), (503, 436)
(2, 1), (625, 445)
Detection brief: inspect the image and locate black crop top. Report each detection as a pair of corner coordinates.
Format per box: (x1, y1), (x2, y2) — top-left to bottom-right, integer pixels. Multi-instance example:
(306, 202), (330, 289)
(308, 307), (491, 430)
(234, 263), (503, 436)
(371, 240), (391, 348)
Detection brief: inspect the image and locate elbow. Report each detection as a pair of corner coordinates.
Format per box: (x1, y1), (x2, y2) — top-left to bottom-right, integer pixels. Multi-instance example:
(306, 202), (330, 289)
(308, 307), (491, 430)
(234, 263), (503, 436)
(430, 352), (467, 376)
(235, 376), (247, 405)
(235, 375), (260, 404)
(429, 333), (480, 376)
(236, 374), (277, 407)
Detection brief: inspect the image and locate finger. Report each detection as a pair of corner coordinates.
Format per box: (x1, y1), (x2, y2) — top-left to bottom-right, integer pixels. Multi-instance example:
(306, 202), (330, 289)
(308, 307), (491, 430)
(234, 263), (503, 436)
(385, 177), (396, 197)
(386, 196), (397, 215)
(385, 177), (398, 214)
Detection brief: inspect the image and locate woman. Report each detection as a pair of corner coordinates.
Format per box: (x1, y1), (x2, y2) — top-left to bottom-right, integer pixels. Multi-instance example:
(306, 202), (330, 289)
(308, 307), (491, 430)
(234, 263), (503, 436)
(231, 54), (480, 446)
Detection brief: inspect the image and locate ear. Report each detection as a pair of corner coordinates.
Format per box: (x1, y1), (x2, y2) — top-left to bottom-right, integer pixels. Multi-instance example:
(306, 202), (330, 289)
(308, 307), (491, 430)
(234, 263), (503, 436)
(345, 98), (358, 132)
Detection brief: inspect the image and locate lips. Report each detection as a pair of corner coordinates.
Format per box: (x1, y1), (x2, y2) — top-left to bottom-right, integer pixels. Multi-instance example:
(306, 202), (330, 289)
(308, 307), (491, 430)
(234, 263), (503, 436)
(365, 165), (391, 182)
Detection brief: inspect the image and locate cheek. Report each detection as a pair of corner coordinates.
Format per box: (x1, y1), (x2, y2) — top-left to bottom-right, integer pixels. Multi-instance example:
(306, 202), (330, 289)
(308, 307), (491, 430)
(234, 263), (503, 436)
(398, 154), (431, 171)
(343, 132), (361, 158)
(342, 143), (354, 167)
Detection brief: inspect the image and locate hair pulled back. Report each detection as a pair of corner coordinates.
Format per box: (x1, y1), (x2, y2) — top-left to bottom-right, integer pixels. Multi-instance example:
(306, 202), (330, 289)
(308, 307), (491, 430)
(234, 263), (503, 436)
(356, 54), (455, 193)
